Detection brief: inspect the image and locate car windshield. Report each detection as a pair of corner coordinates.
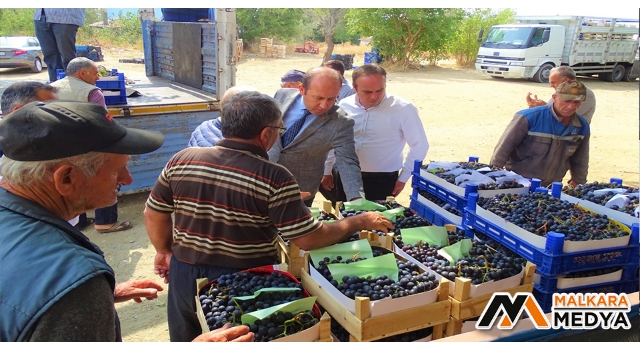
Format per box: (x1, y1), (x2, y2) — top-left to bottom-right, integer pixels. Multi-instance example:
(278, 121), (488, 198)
(0, 37), (29, 48)
(482, 27), (535, 49)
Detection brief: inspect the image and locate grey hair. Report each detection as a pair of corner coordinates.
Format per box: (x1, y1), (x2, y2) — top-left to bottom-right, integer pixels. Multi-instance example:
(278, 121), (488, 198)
(66, 57), (97, 77)
(0, 152), (109, 187)
(1, 82), (58, 115)
(220, 91), (281, 140)
(551, 66), (576, 81)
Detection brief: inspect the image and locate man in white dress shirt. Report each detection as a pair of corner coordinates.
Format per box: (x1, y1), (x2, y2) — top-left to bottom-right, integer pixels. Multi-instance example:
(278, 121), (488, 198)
(335, 64), (429, 200)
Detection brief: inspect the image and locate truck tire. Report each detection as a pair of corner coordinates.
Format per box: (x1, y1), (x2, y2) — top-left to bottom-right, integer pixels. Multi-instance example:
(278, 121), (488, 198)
(622, 65), (637, 82)
(533, 63), (554, 83)
(603, 64), (625, 82)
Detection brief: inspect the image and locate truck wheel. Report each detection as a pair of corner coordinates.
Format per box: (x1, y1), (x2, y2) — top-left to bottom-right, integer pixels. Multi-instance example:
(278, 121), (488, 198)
(604, 64), (625, 82)
(621, 65), (637, 82)
(533, 63), (554, 83)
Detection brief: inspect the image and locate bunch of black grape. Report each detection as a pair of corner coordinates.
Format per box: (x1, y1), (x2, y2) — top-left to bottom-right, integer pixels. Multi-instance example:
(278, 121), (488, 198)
(248, 310), (318, 342)
(563, 181), (639, 217)
(199, 271), (307, 334)
(317, 210), (339, 221)
(373, 199), (404, 210)
(312, 251), (439, 300)
(340, 209), (367, 218)
(417, 189), (462, 216)
(458, 161), (500, 172)
(564, 267), (621, 278)
(478, 192), (629, 241)
(400, 239), (525, 285)
(478, 178), (525, 190)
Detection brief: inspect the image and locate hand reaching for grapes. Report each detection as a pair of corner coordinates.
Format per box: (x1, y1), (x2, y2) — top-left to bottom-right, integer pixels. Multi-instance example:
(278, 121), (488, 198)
(193, 324), (254, 342)
(391, 180), (406, 197)
(154, 252), (173, 284)
(114, 279), (164, 303)
(360, 211), (395, 233)
(320, 175), (334, 191)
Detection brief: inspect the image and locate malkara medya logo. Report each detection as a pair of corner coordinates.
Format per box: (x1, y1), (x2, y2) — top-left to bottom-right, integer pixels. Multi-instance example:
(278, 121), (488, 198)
(476, 292), (631, 330)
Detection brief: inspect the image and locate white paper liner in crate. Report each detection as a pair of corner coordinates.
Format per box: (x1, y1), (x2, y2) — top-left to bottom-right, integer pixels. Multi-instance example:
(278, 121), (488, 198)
(474, 206), (631, 253)
(415, 192), (463, 225)
(393, 243), (524, 299)
(418, 169), (530, 198)
(532, 267), (624, 290)
(271, 318), (322, 342)
(560, 193), (640, 228)
(308, 263), (438, 318)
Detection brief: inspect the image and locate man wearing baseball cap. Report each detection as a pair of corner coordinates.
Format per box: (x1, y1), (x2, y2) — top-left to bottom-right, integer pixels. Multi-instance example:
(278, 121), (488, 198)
(280, 69), (305, 88)
(490, 81), (590, 187)
(0, 101), (253, 342)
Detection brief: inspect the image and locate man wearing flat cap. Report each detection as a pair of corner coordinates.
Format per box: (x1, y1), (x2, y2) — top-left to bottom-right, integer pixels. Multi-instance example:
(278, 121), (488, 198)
(280, 69), (305, 88)
(0, 101), (253, 342)
(490, 81), (590, 187)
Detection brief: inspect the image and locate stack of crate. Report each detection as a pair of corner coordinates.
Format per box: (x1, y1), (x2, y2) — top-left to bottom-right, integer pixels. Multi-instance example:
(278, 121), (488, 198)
(260, 38), (273, 57)
(235, 39), (243, 62)
(96, 69), (127, 106)
(272, 45), (286, 59)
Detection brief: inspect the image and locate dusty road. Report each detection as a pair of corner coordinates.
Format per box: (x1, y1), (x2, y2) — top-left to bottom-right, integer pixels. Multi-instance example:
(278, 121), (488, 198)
(1, 47), (638, 341)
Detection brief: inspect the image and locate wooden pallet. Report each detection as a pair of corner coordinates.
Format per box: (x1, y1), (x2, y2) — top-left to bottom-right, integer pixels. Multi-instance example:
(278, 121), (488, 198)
(301, 256), (451, 342)
(443, 261), (536, 337)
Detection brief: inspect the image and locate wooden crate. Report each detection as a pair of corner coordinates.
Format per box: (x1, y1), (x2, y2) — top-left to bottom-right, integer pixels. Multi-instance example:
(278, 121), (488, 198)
(301, 256), (451, 342)
(235, 39), (243, 61)
(443, 261), (536, 337)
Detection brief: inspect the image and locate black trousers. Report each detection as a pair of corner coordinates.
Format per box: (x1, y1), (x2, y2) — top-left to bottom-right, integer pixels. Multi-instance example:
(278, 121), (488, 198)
(335, 170), (399, 201)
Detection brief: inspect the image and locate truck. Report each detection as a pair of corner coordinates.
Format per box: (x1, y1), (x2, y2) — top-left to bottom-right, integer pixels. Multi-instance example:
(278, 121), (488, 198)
(105, 8), (236, 194)
(475, 16), (639, 83)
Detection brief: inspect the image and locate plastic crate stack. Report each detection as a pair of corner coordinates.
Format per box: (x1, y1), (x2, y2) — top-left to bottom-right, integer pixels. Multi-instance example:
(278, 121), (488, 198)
(408, 157), (530, 231)
(463, 182), (639, 313)
(96, 69), (127, 106)
(330, 54), (354, 70)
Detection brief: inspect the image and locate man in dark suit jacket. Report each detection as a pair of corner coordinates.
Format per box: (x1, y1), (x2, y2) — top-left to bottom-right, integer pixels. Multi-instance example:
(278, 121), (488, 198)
(268, 67), (364, 206)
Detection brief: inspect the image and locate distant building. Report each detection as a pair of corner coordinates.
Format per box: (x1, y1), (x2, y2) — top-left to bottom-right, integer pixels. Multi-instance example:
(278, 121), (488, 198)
(359, 36), (373, 46)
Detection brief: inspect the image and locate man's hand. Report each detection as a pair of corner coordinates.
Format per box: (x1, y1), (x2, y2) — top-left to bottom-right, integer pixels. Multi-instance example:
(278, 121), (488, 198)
(568, 180), (579, 188)
(391, 180), (406, 197)
(300, 192), (311, 200)
(114, 279), (164, 303)
(359, 211), (394, 233)
(154, 252), (173, 284)
(193, 324), (254, 342)
(320, 175), (334, 191)
(526, 92), (546, 108)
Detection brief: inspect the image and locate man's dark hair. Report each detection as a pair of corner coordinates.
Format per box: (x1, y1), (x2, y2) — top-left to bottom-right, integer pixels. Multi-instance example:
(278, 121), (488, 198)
(1, 82), (57, 115)
(220, 91), (281, 139)
(301, 67), (342, 91)
(323, 60), (345, 76)
(352, 64), (387, 89)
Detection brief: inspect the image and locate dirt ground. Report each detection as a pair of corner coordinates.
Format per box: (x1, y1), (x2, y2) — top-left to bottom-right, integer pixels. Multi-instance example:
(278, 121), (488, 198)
(1, 47), (638, 342)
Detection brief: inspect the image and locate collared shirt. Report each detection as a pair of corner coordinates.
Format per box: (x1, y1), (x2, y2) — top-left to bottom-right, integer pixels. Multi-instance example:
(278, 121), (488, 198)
(338, 93), (429, 183)
(338, 77), (355, 101)
(283, 95), (316, 136)
(146, 139), (321, 269)
(33, 9), (85, 27)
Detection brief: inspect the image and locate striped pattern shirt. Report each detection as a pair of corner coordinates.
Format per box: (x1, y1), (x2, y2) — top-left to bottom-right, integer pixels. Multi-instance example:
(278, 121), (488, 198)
(146, 140), (321, 268)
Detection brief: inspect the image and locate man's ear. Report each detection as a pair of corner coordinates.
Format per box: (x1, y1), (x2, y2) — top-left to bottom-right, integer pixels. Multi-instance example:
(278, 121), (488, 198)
(298, 85), (305, 95)
(52, 164), (81, 196)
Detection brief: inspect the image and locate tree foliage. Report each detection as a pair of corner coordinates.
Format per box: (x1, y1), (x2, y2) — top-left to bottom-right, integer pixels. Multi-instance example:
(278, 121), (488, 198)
(346, 8), (464, 68)
(236, 8), (305, 45)
(448, 8), (516, 66)
(0, 8), (36, 36)
(307, 9), (348, 63)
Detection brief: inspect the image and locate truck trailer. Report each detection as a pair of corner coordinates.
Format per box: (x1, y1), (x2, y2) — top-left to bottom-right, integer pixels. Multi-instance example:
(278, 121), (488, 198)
(475, 16), (639, 83)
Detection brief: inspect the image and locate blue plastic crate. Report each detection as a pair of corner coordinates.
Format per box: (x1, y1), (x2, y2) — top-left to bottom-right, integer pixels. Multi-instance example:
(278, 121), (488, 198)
(76, 45), (89, 52)
(412, 173), (468, 212)
(104, 95), (127, 105)
(97, 80), (126, 90)
(464, 193), (640, 276)
(409, 191), (464, 228)
(533, 279), (639, 313)
(534, 264), (638, 292)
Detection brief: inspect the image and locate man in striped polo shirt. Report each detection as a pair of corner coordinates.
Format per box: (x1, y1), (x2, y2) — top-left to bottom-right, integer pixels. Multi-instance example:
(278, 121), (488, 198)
(144, 91), (393, 342)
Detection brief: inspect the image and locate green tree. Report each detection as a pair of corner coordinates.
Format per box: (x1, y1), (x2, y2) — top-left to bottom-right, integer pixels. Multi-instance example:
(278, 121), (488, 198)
(0, 8), (36, 36)
(236, 8), (305, 45)
(448, 8), (516, 67)
(306, 9), (348, 63)
(346, 8), (464, 68)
